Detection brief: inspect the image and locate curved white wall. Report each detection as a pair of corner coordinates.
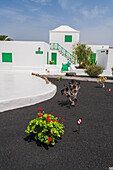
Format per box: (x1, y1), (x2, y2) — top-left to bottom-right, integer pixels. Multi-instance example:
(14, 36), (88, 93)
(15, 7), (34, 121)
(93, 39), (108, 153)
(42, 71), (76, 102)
(0, 71), (57, 112)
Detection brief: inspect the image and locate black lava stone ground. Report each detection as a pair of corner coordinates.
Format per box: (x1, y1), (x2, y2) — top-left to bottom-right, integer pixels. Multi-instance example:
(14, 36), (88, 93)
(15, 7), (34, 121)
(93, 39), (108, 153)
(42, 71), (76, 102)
(0, 78), (113, 170)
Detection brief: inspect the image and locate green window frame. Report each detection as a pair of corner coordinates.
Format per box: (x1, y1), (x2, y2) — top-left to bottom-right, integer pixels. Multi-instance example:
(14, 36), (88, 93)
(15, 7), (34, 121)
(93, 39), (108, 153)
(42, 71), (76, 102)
(35, 51), (43, 54)
(65, 35), (72, 42)
(2, 53), (12, 62)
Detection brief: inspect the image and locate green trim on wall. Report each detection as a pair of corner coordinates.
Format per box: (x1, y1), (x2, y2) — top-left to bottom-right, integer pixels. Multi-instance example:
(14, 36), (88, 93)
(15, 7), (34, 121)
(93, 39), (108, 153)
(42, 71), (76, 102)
(101, 51), (105, 53)
(35, 51), (43, 54)
(47, 52), (49, 64)
(2, 53), (12, 62)
(65, 35), (72, 42)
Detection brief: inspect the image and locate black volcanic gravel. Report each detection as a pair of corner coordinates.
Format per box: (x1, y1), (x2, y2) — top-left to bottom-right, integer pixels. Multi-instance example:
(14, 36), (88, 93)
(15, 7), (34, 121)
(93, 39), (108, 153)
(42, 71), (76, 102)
(0, 78), (113, 170)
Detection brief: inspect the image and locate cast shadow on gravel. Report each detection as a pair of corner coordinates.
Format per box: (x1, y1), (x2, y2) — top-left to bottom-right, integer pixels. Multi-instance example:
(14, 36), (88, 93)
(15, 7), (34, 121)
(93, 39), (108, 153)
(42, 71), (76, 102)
(58, 100), (71, 109)
(95, 86), (103, 88)
(58, 100), (77, 109)
(24, 134), (62, 150)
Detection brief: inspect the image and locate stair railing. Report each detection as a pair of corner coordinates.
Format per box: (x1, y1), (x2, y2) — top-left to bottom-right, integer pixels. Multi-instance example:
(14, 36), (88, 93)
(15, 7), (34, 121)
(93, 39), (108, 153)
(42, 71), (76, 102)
(49, 43), (75, 63)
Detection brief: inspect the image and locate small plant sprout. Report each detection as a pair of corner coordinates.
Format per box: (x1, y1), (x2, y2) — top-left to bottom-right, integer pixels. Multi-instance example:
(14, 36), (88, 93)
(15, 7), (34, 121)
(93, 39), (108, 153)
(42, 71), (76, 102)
(97, 76), (107, 88)
(57, 76), (63, 81)
(25, 109), (65, 146)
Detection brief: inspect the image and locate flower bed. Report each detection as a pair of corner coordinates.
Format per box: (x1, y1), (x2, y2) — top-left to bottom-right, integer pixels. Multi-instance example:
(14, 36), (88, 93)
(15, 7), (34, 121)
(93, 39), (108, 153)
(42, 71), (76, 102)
(25, 108), (65, 145)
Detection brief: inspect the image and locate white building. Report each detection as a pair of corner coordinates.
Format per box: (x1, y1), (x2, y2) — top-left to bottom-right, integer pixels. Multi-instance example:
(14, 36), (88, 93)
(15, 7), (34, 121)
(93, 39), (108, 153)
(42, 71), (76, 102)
(0, 41), (49, 72)
(47, 25), (80, 73)
(0, 25), (80, 74)
(49, 25), (80, 53)
(0, 25), (113, 76)
(96, 48), (113, 76)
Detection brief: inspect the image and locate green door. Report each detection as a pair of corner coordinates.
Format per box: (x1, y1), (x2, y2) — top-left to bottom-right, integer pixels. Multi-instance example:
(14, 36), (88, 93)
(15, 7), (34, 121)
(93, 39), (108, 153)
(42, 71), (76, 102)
(93, 53), (96, 65)
(90, 53), (96, 65)
(51, 53), (57, 65)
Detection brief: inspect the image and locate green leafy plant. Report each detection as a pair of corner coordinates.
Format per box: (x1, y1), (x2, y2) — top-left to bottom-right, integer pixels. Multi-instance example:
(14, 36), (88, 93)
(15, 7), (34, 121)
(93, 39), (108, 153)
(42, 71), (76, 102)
(0, 35), (13, 41)
(111, 67), (113, 75)
(97, 76), (107, 88)
(72, 43), (93, 68)
(57, 76), (63, 81)
(85, 65), (103, 77)
(49, 61), (54, 64)
(25, 108), (65, 146)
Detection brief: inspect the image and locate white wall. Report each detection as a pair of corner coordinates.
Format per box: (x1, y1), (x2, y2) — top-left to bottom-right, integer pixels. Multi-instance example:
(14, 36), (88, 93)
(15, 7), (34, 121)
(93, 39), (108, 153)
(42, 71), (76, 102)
(0, 41), (49, 70)
(96, 48), (113, 75)
(49, 31), (79, 53)
(0, 42), (13, 70)
(87, 45), (109, 53)
(106, 49), (113, 71)
(96, 49), (108, 69)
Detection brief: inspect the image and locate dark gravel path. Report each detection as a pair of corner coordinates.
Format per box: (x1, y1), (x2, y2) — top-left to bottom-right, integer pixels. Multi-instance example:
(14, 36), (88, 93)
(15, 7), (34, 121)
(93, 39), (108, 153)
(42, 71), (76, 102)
(0, 78), (113, 170)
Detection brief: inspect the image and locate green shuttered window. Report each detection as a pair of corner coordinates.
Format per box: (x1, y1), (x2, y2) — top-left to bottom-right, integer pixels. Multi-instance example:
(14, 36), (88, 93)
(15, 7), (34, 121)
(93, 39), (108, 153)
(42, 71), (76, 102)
(2, 53), (12, 62)
(65, 35), (72, 42)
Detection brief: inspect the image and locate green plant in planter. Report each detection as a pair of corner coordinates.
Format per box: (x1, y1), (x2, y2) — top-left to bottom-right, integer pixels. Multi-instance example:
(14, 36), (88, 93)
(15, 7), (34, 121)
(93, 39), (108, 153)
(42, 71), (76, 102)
(57, 76), (63, 81)
(25, 108), (65, 145)
(49, 61), (54, 64)
(85, 65), (103, 77)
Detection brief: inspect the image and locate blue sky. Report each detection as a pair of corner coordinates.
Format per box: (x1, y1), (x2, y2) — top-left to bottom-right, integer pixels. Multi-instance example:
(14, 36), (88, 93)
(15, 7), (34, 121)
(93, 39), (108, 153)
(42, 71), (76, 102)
(0, 0), (113, 45)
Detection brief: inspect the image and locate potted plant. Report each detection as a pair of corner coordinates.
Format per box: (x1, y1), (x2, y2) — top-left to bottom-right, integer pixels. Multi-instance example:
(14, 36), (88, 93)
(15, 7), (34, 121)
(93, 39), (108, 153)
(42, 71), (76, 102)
(49, 61), (54, 65)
